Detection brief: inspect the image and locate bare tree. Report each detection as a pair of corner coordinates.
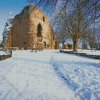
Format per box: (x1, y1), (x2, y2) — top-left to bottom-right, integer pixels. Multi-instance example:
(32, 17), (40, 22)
(88, 34), (95, 50)
(85, 28), (96, 49)
(51, 0), (100, 52)
(95, 27), (100, 50)
(29, 0), (100, 52)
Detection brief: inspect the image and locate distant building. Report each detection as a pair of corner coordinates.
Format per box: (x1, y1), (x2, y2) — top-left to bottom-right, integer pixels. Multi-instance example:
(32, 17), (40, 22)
(59, 39), (73, 49)
(64, 43), (73, 49)
(2, 3), (58, 50)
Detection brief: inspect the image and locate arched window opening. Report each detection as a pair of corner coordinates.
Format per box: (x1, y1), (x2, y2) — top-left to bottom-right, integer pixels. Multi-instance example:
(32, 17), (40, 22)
(43, 17), (45, 22)
(37, 24), (42, 37)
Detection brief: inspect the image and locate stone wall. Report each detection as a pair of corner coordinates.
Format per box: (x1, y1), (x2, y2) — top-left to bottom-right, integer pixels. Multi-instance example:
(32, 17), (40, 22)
(11, 14), (29, 48)
(6, 3), (58, 49)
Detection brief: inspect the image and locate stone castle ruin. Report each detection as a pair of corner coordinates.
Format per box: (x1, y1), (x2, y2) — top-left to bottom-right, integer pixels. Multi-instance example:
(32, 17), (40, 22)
(2, 3), (58, 50)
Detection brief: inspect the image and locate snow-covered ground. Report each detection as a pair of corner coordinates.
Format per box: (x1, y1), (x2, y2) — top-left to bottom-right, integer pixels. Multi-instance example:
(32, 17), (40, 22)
(0, 50), (100, 100)
(62, 49), (100, 55)
(0, 51), (10, 55)
(77, 49), (100, 55)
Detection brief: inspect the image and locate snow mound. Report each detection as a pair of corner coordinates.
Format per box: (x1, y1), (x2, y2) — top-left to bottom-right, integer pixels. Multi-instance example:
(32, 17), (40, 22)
(0, 51), (10, 55)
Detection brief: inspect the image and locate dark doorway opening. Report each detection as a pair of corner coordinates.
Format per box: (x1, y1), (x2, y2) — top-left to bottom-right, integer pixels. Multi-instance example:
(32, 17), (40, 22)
(44, 42), (46, 47)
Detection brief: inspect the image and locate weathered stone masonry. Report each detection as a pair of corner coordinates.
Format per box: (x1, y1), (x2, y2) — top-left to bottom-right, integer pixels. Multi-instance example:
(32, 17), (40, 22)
(11, 3), (58, 49)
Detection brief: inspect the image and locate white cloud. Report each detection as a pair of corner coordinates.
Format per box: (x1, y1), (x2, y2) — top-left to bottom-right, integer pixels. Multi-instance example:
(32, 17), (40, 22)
(10, 12), (12, 14)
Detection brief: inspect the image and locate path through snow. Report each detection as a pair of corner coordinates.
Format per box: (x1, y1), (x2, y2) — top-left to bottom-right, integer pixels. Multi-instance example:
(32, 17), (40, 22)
(0, 50), (100, 100)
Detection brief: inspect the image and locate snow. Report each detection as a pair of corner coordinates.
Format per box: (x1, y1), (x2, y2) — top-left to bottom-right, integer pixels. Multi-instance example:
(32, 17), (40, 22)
(0, 51), (10, 55)
(77, 49), (100, 55)
(0, 51), (7, 55)
(62, 49), (100, 55)
(0, 50), (100, 100)
(51, 51), (100, 100)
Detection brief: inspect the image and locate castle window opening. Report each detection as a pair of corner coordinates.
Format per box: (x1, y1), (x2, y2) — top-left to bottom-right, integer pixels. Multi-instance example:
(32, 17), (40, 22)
(37, 24), (42, 37)
(24, 42), (26, 44)
(43, 17), (45, 22)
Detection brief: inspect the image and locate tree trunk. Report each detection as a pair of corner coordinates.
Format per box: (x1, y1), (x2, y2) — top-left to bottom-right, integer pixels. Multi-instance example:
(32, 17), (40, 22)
(62, 41), (65, 49)
(62, 42), (64, 49)
(73, 38), (78, 52)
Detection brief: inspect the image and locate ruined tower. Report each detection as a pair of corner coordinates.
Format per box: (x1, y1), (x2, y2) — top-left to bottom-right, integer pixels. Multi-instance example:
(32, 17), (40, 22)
(3, 3), (58, 49)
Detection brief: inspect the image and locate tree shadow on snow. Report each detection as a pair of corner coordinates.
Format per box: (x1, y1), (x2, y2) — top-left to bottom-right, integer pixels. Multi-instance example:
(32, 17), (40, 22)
(50, 57), (100, 100)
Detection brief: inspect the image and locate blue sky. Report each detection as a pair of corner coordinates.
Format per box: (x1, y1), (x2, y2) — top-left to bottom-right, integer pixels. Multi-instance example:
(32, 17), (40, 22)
(1, 0), (99, 42)
(0, 0), (31, 41)
(0, 0), (52, 41)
